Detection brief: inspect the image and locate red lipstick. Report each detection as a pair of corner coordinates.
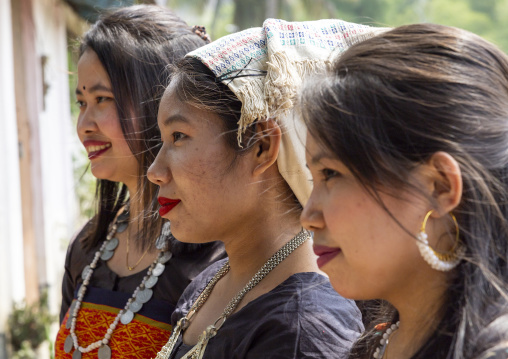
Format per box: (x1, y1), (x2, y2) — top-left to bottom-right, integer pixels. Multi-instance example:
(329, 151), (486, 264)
(158, 197), (181, 217)
(83, 140), (111, 160)
(313, 245), (342, 268)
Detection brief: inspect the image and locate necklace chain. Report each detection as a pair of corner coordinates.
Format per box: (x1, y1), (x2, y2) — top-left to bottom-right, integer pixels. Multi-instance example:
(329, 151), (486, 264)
(126, 228), (151, 271)
(153, 229), (310, 359)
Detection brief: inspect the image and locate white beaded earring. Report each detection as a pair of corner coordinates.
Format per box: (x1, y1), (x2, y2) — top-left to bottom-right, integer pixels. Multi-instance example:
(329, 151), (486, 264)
(416, 210), (465, 272)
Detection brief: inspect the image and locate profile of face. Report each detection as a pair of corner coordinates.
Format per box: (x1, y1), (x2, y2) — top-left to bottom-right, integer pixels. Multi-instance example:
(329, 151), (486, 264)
(147, 83), (259, 243)
(301, 133), (437, 301)
(76, 49), (138, 188)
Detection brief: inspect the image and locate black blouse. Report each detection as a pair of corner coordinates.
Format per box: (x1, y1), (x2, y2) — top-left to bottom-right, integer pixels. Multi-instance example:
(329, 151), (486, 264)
(169, 259), (364, 359)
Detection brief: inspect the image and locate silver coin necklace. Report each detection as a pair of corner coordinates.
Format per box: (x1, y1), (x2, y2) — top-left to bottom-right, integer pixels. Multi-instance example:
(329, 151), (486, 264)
(64, 209), (172, 359)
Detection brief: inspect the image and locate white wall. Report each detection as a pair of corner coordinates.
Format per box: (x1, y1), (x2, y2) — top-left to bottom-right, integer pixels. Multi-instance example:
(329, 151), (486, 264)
(31, 0), (78, 315)
(0, 0), (27, 357)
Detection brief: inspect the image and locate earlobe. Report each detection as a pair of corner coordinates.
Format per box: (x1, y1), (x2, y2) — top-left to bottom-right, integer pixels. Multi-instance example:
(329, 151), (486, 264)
(428, 151), (463, 215)
(252, 119), (282, 176)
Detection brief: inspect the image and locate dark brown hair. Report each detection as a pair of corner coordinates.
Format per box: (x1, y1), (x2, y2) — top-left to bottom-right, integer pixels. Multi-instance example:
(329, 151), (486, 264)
(301, 23), (508, 358)
(79, 5), (208, 250)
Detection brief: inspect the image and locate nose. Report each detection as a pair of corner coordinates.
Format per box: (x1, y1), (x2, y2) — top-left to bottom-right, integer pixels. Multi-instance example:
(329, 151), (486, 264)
(147, 148), (170, 185)
(76, 107), (98, 137)
(300, 190), (325, 231)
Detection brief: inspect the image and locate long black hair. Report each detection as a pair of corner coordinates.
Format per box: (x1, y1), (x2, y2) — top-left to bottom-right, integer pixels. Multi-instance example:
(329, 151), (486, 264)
(301, 23), (508, 358)
(79, 5), (209, 251)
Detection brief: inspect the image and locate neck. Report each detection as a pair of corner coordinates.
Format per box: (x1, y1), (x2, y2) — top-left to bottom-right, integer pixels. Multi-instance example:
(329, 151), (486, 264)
(384, 271), (449, 358)
(223, 211), (302, 285)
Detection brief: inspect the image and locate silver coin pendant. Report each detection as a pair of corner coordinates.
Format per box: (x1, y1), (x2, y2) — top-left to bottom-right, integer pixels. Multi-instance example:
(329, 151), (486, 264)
(72, 349), (82, 359)
(145, 275), (158, 289)
(152, 263), (165, 277)
(158, 251), (172, 264)
(66, 301), (76, 329)
(129, 300), (143, 313)
(117, 212), (129, 223)
(136, 288), (153, 304)
(81, 265), (91, 281)
(116, 222), (128, 233)
(120, 309), (134, 325)
(105, 237), (119, 251)
(98, 344), (112, 359)
(64, 335), (74, 353)
(100, 250), (114, 261)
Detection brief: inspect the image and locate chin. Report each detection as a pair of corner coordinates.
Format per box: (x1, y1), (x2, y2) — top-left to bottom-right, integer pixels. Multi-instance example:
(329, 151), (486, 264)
(90, 166), (113, 181)
(170, 225), (214, 245)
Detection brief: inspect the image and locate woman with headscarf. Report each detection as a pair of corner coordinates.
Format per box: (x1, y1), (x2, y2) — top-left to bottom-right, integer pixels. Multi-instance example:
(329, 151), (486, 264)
(148, 19), (387, 359)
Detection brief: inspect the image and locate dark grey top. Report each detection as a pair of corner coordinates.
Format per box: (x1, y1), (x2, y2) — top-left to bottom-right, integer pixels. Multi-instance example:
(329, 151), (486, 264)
(169, 259), (364, 359)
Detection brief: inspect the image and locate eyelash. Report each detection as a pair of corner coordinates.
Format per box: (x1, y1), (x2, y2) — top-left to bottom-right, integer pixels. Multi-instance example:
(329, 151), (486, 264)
(321, 168), (340, 181)
(172, 131), (186, 142)
(75, 96), (110, 108)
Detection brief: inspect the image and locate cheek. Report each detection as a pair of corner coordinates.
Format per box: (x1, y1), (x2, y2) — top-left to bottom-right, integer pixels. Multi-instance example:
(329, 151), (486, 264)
(173, 145), (232, 187)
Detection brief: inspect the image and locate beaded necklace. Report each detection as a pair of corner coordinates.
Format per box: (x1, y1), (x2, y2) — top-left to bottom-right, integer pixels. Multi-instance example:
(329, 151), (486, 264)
(373, 321), (400, 359)
(63, 210), (172, 359)
(154, 229), (310, 359)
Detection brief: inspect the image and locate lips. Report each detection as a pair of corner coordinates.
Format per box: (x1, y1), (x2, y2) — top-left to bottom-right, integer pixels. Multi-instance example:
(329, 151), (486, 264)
(158, 197), (181, 217)
(83, 140), (111, 160)
(313, 244), (342, 268)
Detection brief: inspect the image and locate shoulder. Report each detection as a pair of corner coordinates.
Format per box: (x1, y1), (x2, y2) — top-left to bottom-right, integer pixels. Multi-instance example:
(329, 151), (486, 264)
(213, 273), (363, 358)
(239, 273), (363, 356)
(264, 272), (361, 314)
(171, 258), (229, 324)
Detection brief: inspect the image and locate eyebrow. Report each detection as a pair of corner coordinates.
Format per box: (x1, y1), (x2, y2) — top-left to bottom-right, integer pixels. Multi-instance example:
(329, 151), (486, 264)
(75, 83), (113, 96)
(162, 114), (190, 127)
(309, 151), (335, 165)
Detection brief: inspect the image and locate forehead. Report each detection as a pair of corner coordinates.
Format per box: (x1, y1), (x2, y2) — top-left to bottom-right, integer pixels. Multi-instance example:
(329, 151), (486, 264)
(158, 81), (224, 131)
(77, 49), (111, 86)
(305, 131), (323, 156)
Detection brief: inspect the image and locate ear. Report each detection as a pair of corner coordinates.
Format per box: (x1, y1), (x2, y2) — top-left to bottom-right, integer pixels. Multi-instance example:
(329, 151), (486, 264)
(426, 151), (462, 215)
(252, 118), (281, 177)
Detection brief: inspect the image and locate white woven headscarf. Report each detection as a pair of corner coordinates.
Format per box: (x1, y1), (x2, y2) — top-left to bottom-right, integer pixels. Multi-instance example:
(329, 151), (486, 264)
(187, 18), (388, 205)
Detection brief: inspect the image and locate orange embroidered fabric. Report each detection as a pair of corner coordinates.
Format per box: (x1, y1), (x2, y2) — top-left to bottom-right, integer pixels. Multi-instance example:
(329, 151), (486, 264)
(55, 302), (172, 358)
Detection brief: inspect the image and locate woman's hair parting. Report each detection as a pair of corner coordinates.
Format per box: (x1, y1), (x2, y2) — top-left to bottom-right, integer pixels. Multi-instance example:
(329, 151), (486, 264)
(79, 5), (209, 251)
(300, 23), (508, 358)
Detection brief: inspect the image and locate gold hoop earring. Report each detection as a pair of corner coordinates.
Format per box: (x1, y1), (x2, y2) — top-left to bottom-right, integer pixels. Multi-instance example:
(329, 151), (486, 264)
(416, 210), (465, 271)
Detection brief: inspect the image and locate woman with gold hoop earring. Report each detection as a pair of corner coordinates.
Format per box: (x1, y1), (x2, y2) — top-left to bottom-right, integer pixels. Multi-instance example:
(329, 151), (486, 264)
(301, 24), (508, 359)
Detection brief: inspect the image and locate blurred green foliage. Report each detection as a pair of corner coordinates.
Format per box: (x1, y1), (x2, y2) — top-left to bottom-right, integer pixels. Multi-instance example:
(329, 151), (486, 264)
(8, 290), (56, 359)
(165, 0), (508, 53)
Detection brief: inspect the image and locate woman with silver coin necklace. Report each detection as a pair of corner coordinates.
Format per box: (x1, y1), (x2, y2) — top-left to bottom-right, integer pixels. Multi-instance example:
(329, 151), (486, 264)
(55, 6), (225, 359)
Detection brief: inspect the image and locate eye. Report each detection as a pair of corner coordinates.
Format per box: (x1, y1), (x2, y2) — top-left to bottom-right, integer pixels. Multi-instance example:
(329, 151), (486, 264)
(321, 168), (341, 181)
(76, 100), (86, 108)
(172, 131), (186, 143)
(96, 96), (110, 104)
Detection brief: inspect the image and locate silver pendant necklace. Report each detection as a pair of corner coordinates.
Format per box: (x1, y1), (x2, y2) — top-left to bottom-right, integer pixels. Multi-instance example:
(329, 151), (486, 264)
(64, 210), (172, 359)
